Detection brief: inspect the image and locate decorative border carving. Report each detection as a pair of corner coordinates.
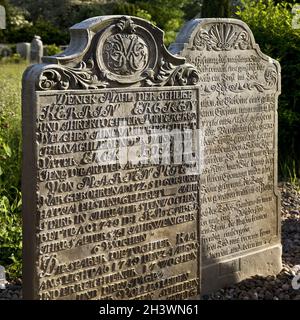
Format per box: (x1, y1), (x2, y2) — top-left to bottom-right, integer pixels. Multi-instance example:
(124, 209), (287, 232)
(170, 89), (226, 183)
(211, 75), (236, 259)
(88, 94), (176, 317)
(199, 66), (277, 95)
(38, 60), (108, 90)
(144, 59), (200, 86)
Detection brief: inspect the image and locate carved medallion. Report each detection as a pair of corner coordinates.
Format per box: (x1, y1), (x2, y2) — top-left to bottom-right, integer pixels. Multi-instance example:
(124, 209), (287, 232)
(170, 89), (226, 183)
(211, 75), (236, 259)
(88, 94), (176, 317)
(37, 16), (200, 90)
(103, 33), (149, 76)
(96, 16), (156, 84)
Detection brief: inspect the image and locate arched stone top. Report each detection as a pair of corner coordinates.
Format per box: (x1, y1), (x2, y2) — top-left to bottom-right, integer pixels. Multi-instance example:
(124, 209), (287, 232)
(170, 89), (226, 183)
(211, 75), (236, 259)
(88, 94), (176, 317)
(169, 18), (281, 94)
(33, 16), (200, 90)
(170, 18), (258, 53)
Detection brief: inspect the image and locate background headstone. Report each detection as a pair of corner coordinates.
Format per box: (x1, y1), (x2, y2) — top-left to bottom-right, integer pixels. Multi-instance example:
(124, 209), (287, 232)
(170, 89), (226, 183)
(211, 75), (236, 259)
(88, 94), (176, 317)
(0, 266), (6, 289)
(0, 5), (5, 29)
(170, 18), (281, 294)
(0, 44), (12, 57)
(22, 16), (201, 300)
(30, 35), (43, 64)
(17, 42), (31, 60)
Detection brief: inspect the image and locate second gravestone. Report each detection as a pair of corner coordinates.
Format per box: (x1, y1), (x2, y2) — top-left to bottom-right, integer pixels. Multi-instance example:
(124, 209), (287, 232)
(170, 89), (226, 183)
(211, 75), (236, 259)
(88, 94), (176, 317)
(171, 18), (282, 293)
(22, 16), (201, 300)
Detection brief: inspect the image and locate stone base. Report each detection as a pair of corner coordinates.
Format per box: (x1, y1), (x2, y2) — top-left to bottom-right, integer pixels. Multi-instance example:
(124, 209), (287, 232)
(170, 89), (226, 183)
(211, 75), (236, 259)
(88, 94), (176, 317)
(201, 244), (282, 295)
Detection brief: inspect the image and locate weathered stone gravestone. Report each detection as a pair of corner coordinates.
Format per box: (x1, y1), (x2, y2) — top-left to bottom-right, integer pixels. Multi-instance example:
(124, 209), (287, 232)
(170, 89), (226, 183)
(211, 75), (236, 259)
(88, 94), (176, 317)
(17, 42), (31, 60)
(0, 5), (6, 30)
(22, 16), (201, 300)
(23, 16), (281, 300)
(170, 18), (281, 294)
(30, 35), (43, 64)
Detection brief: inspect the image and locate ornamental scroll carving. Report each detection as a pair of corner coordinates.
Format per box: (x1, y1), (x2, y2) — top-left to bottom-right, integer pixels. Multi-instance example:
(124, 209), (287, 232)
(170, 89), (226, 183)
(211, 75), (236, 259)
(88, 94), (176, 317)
(199, 66), (277, 95)
(38, 60), (108, 90)
(37, 16), (200, 90)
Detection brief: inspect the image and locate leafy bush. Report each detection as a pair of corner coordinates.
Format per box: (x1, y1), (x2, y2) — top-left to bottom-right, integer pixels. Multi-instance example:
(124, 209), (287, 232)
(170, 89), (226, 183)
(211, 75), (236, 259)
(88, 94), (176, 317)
(0, 63), (25, 279)
(2, 0), (190, 45)
(236, 0), (300, 181)
(201, 0), (232, 18)
(0, 53), (22, 64)
(117, 0), (190, 45)
(45, 44), (61, 56)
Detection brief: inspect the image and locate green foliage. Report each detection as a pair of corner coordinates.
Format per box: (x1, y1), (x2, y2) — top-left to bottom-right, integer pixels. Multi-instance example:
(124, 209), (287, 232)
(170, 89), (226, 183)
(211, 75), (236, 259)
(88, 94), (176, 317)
(111, 0), (191, 45)
(202, 0), (232, 18)
(5, 16), (69, 44)
(280, 160), (300, 187)
(0, 53), (22, 63)
(0, 62), (25, 279)
(0, 0), (32, 43)
(236, 0), (300, 181)
(45, 44), (61, 56)
(1, 0), (202, 45)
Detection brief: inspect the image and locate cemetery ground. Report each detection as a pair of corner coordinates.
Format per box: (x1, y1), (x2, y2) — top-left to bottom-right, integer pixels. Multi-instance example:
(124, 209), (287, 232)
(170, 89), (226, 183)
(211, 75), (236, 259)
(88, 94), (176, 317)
(0, 61), (299, 300)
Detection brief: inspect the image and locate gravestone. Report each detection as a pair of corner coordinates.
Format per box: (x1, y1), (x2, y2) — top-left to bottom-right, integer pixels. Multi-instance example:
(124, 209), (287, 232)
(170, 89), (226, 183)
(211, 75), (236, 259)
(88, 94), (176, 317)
(170, 18), (281, 294)
(22, 16), (201, 300)
(0, 5), (5, 30)
(0, 44), (11, 57)
(30, 35), (43, 64)
(0, 266), (6, 289)
(17, 42), (31, 60)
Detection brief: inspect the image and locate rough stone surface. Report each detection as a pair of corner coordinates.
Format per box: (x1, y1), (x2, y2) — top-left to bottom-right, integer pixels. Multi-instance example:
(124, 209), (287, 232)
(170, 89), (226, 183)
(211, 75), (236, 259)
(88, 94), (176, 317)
(206, 183), (300, 300)
(0, 279), (22, 300)
(170, 18), (282, 294)
(22, 16), (201, 300)
(17, 43), (31, 60)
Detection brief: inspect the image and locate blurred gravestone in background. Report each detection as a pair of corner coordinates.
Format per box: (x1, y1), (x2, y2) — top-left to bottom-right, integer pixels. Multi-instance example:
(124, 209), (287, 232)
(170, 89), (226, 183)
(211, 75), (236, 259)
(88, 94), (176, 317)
(30, 35), (43, 64)
(17, 42), (30, 60)
(0, 266), (6, 289)
(0, 44), (11, 57)
(0, 5), (5, 30)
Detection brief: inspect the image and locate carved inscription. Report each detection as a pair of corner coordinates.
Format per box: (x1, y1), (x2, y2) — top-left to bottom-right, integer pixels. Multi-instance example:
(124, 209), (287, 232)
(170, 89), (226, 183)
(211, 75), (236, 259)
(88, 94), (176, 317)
(178, 22), (280, 264)
(35, 87), (200, 300)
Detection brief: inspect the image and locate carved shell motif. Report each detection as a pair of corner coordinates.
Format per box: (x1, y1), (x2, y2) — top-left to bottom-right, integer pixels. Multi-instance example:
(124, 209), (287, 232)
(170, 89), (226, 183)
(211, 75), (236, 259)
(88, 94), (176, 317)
(193, 23), (251, 51)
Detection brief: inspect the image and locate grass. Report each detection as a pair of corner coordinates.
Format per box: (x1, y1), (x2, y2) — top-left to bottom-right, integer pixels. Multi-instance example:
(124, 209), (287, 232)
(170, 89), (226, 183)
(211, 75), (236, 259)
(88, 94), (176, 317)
(0, 60), (27, 279)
